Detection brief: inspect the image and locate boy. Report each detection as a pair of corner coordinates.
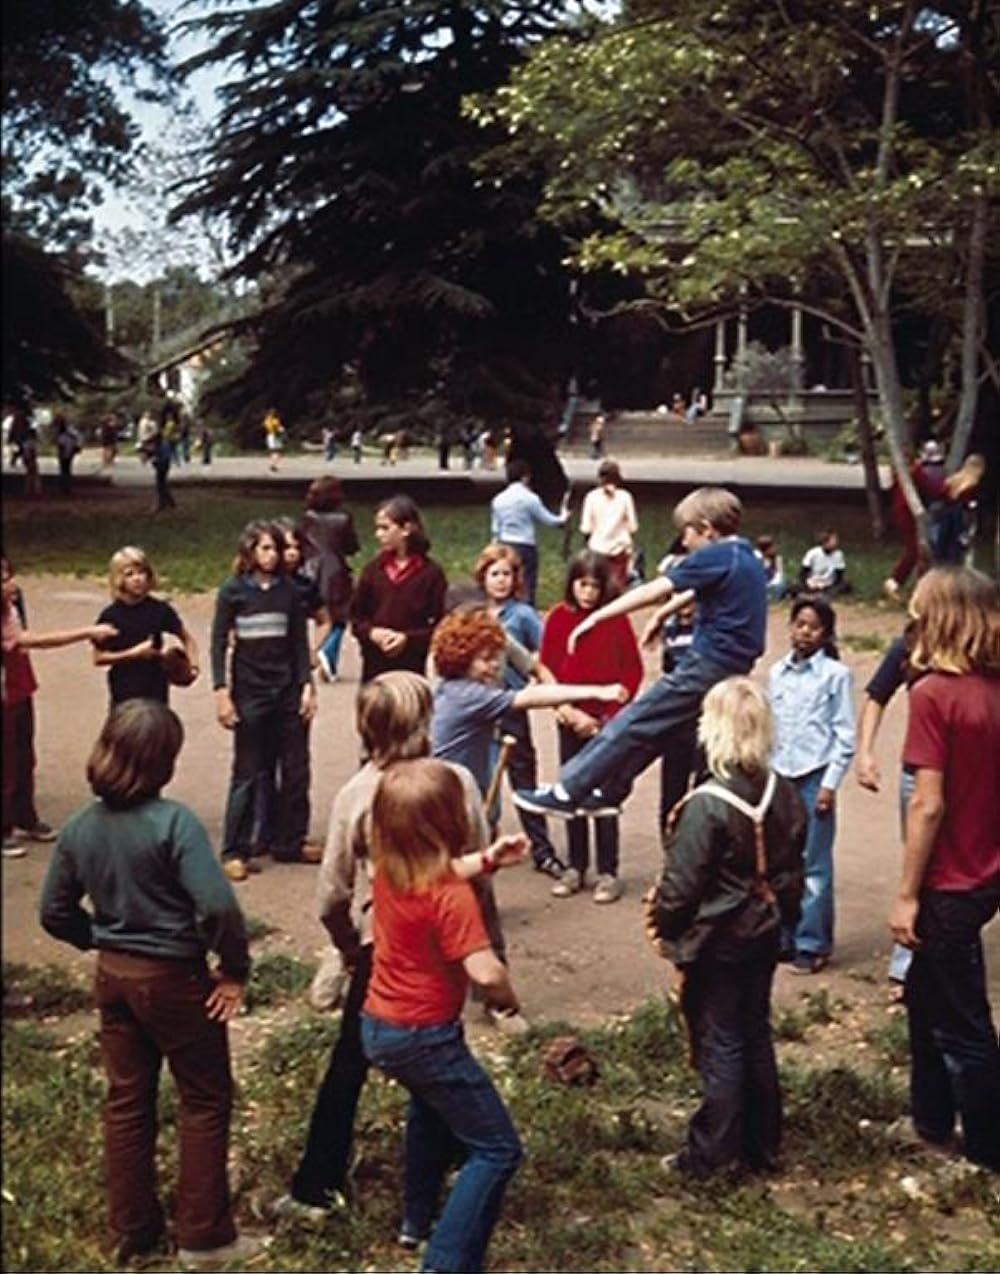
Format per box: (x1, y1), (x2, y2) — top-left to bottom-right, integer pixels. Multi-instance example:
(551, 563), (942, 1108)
(797, 528), (850, 596)
(515, 487), (766, 818)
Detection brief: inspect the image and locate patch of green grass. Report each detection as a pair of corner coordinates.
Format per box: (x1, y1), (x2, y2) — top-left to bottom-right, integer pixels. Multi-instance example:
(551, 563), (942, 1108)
(2, 961), (93, 1016)
(773, 987), (843, 1042)
(243, 953), (315, 1011)
(864, 1012), (910, 1067)
(840, 631), (890, 653)
(245, 914), (281, 943)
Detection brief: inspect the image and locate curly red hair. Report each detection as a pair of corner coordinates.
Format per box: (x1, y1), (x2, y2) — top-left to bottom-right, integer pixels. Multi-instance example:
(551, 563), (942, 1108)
(430, 606), (505, 679)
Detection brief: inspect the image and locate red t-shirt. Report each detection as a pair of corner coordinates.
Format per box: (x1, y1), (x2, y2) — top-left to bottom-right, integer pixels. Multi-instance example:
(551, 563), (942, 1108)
(364, 870), (490, 1027)
(903, 671), (1000, 891)
(540, 602), (642, 723)
(1, 606), (38, 706)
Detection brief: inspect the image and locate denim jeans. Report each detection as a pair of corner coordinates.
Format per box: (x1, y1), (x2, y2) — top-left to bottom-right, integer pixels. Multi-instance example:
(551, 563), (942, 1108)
(888, 768), (916, 983)
(558, 726), (619, 877)
(904, 881), (1000, 1169)
(680, 956), (782, 1176)
(319, 622), (346, 675)
(361, 1016), (522, 1273)
(789, 767), (835, 958)
(561, 650), (733, 805)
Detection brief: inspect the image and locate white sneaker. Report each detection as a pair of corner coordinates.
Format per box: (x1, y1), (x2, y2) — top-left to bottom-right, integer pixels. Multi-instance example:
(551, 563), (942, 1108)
(551, 868), (582, 898)
(593, 874), (623, 904)
(178, 1233), (268, 1269)
(2, 836), (27, 859)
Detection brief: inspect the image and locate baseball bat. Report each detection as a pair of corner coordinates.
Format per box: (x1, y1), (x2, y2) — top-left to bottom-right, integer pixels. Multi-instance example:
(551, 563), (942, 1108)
(484, 734), (517, 815)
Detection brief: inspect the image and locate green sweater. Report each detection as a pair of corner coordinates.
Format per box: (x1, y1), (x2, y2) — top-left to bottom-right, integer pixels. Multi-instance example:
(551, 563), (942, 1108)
(40, 797), (250, 981)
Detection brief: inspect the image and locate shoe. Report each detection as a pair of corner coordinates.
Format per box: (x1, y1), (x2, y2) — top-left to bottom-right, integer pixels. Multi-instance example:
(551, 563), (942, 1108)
(884, 1117), (957, 1157)
(551, 868), (582, 898)
(592, 874), (623, 904)
(2, 835), (27, 858)
(178, 1234), (267, 1269)
(398, 1221), (430, 1251)
(576, 790), (621, 817)
(532, 851), (566, 880)
(789, 953), (829, 975)
(883, 578), (901, 602)
(16, 821), (57, 842)
(223, 859), (249, 883)
(299, 842), (323, 864)
(514, 785), (618, 819)
(115, 1231), (173, 1269)
(271, 1193), (332, 1226)
(316, 650), (333, 682)
(487, 1005), (530, 1036)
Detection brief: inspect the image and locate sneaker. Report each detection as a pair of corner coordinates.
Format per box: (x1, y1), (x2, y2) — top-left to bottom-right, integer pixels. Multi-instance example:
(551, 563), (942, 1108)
(2, 835), (27, 858)
(514, 785), (619, 819)
(789, 953), (829, 975)
(487, 1005), (530, 1036)
(316, 650), (333, 682)
(223, 858), (249, 883)
(115, 1231), (173, 1269)
(299, 842), (324, 864)
(592, 874), (623, 904)
(271, 1193), (332, 1226)
(532, 851), (566, 880)
(882, 577), (901, 602)
(576, 790), (621, 817)
(398, 1222), (430, 1251)
(551, 867), (582, 898)
(16, 821), (57, 842)
(178, 1233), (267, 1269)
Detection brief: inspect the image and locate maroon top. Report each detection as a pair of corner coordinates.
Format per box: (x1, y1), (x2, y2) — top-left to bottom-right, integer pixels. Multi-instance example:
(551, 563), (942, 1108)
(350, 555), (447, 682)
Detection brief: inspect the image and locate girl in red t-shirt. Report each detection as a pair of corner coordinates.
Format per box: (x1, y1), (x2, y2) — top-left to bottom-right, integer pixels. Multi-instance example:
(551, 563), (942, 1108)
(541, 550), (642, 903)
(361, 757), (524, 1274)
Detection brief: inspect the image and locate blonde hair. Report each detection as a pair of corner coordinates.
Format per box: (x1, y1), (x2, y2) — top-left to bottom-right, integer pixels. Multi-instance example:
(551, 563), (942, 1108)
(371, 758), (469, 892)
(698, 677), (773, 780)
(109, 546), (156, 599)
(907, 567), (1000, 675)
(357, 671), (433, 765)
(673, 487), (742, 536)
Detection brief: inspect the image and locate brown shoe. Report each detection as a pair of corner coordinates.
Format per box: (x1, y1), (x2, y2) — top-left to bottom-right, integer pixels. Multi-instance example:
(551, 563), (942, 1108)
(299, 842), (324, 864)
(224, 858), (249, 883)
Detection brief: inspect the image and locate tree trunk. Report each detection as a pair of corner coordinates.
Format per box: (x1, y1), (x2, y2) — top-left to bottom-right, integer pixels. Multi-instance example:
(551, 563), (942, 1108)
(948, 187), (987, 472)
(849, 345), (883, 538)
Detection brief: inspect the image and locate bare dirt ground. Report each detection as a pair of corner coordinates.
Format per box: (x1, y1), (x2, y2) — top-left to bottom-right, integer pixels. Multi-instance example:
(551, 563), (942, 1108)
(5, 577), (998, 1049)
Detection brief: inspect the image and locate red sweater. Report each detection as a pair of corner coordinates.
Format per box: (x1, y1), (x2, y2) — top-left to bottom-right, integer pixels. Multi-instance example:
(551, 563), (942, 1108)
(541, 602), (642, 722)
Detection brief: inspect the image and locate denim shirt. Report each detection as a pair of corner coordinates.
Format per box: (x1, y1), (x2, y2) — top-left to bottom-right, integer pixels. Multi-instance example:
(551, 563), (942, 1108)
(768, 649), (856, 790)
(490, 482), (563, 545)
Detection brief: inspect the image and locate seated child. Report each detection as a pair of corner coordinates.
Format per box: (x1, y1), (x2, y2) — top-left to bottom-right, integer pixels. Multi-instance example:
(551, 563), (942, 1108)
(797, 528), (851, 597)
(754, 535), (786, 602)
(645, 677), (806, 1179)
(514, 487), (767, 818)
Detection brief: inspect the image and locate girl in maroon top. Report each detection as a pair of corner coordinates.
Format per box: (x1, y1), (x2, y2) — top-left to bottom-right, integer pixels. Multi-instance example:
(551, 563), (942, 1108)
(541, 550), (642, 903)
(350, 495), (447, 683)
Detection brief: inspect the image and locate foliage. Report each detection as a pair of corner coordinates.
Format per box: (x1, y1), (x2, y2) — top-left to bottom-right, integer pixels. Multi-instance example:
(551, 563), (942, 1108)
(243, 953), (316, 1012)
(1, 961), (93, 1016)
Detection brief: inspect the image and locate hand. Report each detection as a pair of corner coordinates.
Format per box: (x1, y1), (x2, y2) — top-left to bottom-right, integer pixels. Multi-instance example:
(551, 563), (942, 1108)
(856, 755), (881, 792)
(215, 688), (239, 729)
(889, 896), (920, 949)
(597, 682), (629, 705)
(567, 616), (594, 655)
(642, 885), (670, 960)
(371, 626), (406, 655)
(90, 623), (119, 644)
(571, 708), (601, 738)
(485, 833), (530, 870)
(299, 682), (317, 722)
(640, 614), (665, 649)
(815, 787), (835, 815)
(205, 974), (244, 1022)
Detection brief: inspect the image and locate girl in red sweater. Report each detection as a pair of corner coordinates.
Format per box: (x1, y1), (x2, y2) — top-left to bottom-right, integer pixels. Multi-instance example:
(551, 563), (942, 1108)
(541, 550), (642, 903)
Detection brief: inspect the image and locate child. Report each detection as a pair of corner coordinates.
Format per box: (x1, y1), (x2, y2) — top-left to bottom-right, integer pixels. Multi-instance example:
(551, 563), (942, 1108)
(579, 460), (638, 594)
(2, 554), (116, 855)
(430, 605), (628, 812)
(93, 546), (200, 705)
(276, 671), (527, 1223)
(299, 476), (359, 683)
(541, 551), (642, 903)
(361, 757), (524, 1274)
(39, 700), (259, 1269)
(754, 535), (786, 602)
(474, 543), (564, 879)
(263, 407), (284, 472)
(211, 520), (318, 882)
(350, 428), (363, 464)
(515, 487), (767, 819)
(645, 678), (806, 1179)
(768, 597), (855, 973)
(350, 495), (447, 683)
(797, 528), (850, 596)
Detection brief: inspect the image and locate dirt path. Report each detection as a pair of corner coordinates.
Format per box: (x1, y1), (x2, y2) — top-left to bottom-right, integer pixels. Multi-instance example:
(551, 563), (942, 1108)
(5, 578), (997, 1035)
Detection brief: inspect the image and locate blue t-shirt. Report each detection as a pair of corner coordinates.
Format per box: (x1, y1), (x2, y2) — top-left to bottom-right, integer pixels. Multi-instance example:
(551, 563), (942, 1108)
(431, 678), (516, 795)
(496, 599), (541, 691)
(665, 537), (766, 674)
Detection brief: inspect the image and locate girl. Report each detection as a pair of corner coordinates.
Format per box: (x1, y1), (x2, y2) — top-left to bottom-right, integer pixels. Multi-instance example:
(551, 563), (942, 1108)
(361, 757), (524, 1274)
(541, 550), (643, 903)
(474, 543), (564, 879)
(210, 520), (318, 882)
(768, 597), (855, 973)
(93, 546), (200, 705)
(276, 671), (526, 1224)
(2, 554), (117, 855)
(299, 476), (359, 682)
(39, 700), (259, 1269)
(578, 459), (638, 594)
(350, 495), (447, 683)
(646, 678), (806, 1179)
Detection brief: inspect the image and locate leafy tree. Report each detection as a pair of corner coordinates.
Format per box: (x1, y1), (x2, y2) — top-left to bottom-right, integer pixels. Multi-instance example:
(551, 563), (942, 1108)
(472, 0), (1000, 532)
(174, 0), (584, 437)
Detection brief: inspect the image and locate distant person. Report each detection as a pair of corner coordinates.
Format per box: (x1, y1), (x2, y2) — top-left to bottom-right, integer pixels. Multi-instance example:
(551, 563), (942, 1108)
(299, 476), (360, 683)
(136, 410), (158, 463)
(489, 459), (569, 607)
(263, 407), (285, 472)
(670, 393), (687, 420)
(322, 425), (337, 463)
(579, 460), (638, 594)
(754, 535), (787, 602)
(100, 414), (119, 467)
(931, 453), (986, 567)
(796, 528), (850, 597)
(10, 410), (41, 497)
(350, 427), (363, 464)
(685, 389), (708, 424)
(151, 426), (175, 511)
(883, 441), (947, 600)
(588, 413), (605, 460)
(199, 424), (214, 465)
(53, 412), (81, 496)
(39, 700), (261, 1270)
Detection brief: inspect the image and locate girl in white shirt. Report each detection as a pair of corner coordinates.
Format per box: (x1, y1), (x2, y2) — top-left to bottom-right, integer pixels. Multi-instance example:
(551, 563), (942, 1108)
(579, 460), (638, 594)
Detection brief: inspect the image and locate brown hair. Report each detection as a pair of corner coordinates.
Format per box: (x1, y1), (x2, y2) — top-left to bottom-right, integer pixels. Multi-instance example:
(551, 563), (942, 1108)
(357, 671), (433, 765)
(371, 758), (469, 892)
(597, 459), (622, 486)
(672, 487), (742, 535)
(232, 519), (285, 575)
(87, 700), (184, 808)
(430, 606), (505, 679)
(305, 476), (344, 511)
(908, 567), (1000, 675)
(376, 495), (430, 556)
(473, 542), (525, 601)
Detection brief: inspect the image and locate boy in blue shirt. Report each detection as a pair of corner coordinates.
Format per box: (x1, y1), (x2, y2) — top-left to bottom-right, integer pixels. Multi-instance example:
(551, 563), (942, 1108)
(515, 487), (767, 818)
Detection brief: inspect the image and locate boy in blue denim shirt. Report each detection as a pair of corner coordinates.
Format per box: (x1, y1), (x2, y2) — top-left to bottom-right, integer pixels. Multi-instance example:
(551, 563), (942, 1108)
(515, 487), (767, 818)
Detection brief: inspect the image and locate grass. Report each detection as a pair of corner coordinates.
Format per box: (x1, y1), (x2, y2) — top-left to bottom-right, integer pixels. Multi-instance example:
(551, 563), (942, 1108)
(4, 987), (998, 1273)
(0, 482), (951, 607)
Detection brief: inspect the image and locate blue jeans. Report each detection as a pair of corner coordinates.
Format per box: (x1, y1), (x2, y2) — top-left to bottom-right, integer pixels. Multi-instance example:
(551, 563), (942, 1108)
(905, 881), (1000, 1168)
(561, 650), (733, 804)
(888, 769), (916, 983)
(559, 726), (618, 876)
(361, 1016), (522, 1273)
(319, 622), (346, 675)
(788, 768), (835, 958)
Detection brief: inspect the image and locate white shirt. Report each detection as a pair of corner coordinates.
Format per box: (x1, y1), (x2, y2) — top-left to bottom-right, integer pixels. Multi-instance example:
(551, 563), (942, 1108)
(802, 544), (845, 589)
(579, 486), (638, 557)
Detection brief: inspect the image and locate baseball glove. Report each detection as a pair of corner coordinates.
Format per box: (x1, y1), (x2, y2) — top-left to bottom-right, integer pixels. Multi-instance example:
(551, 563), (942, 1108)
(541, 1034), (600, 1086)
(162, 646), (197, 687)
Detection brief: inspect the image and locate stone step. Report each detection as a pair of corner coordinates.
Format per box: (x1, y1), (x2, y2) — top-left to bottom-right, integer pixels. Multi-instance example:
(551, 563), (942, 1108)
(565, 414), (731, 457)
